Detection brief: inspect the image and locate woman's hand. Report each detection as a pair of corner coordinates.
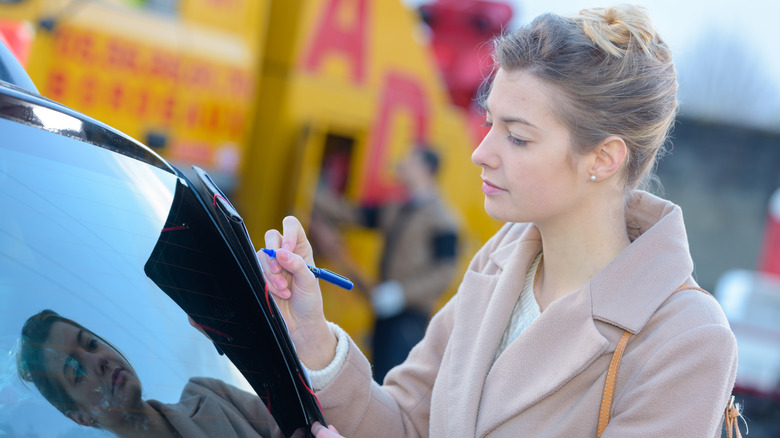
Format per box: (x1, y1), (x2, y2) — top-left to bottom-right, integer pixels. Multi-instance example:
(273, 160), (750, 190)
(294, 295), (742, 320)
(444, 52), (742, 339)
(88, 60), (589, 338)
(311, 422), (343, 438)
(258, 216), (338, 369)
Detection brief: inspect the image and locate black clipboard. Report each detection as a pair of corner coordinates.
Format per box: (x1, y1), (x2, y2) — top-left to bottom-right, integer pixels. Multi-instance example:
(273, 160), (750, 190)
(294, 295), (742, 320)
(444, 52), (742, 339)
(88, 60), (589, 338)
(144, 166), (325, 437)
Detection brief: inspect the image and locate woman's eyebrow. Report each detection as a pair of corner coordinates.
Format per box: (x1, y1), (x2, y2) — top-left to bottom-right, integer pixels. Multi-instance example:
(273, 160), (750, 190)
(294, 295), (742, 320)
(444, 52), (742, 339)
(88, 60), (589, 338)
(76, 329), (85, 347)
(484, 104), (538, 129)
(500, 116), (538, 129)
(483, 100), (540, 131)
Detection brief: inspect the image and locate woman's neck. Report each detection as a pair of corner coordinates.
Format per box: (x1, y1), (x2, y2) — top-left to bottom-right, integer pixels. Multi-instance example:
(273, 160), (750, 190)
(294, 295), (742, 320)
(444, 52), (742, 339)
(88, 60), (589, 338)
(533, 197), (631, 311)
(113, 401), (180, 438)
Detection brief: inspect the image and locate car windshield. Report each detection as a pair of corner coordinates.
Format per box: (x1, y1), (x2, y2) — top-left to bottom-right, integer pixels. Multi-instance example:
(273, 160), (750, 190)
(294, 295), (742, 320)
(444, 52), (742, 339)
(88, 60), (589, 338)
(0, 93), (315, 437)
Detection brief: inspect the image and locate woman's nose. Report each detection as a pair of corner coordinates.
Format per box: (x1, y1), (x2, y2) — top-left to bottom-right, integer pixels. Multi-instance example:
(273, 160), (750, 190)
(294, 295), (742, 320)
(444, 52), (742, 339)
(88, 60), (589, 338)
(472, 132), (497, 168)
(88, 354), (109, 377)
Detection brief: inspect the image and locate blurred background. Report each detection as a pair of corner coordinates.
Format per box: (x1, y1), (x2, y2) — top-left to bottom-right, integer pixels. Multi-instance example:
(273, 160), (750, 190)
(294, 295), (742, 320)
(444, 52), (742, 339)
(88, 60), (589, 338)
(0, 0), (778, 435)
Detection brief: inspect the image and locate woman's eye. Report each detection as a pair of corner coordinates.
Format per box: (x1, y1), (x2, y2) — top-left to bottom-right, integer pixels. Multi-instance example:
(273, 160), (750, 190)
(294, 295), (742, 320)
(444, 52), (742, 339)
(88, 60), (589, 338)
(87, 339), (97, 350)
(75, 364), (86, 383)
(507, 136), (529, 147)
(481, 121), (493, 128)
(65, 357), (86, 384)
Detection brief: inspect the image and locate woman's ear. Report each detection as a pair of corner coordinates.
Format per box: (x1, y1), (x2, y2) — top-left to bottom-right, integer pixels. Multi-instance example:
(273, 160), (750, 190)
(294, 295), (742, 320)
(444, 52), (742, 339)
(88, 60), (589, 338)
(66, 410), (95, 427)
(589, 136), (627, 181)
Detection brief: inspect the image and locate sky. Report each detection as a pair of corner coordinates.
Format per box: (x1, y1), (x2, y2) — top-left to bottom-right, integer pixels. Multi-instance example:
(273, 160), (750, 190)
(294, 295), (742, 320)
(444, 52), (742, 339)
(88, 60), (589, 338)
(405, 0), (780, 133)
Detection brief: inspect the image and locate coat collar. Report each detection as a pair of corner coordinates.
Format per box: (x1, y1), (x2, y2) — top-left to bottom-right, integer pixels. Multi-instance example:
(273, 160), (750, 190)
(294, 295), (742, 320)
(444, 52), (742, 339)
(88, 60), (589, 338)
(487, 223), (539, 271)
(589, 191), (694, 334)
(487, 191), (693, 334)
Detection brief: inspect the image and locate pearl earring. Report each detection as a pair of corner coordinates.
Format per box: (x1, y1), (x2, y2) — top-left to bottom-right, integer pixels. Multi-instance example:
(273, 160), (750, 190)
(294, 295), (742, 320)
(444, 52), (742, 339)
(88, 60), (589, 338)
(590, 175), (596, 181)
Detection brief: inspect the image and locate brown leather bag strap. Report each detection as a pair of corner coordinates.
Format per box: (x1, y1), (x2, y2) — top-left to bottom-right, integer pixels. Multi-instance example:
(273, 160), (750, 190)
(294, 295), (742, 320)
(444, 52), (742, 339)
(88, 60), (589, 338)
(724, 396), (745, 438)
(673, 284), (708, 294)
(596, 283), (710, 437)
(597, 330), (631, 437)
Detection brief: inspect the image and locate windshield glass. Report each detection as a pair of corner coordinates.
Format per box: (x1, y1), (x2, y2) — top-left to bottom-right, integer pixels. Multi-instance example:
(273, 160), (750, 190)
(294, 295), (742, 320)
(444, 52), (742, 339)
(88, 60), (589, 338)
(0, 115), (260, 436)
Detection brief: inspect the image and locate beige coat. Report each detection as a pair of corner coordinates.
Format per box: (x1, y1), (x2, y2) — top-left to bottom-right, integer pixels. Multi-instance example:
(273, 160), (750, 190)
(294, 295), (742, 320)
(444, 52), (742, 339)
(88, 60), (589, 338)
(317, 192), (738, 437)
(149, 377), (283, 437)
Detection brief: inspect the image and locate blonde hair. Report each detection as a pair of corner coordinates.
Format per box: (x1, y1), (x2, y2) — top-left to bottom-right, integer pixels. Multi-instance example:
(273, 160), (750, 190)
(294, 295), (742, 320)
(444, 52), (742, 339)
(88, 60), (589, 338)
(486, 5), (678, 191)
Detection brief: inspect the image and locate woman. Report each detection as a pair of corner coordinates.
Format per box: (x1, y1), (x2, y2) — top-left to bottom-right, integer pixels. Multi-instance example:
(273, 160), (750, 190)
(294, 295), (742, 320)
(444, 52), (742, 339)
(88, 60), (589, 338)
(260, 5), (738, 437)
(17, 310), (283, 438)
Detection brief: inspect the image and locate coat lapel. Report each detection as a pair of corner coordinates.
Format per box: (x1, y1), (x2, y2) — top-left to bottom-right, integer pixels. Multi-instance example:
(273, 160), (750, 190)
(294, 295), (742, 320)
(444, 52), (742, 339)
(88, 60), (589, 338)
(438, 227), (540, 437)
(477, 283), (608, 435)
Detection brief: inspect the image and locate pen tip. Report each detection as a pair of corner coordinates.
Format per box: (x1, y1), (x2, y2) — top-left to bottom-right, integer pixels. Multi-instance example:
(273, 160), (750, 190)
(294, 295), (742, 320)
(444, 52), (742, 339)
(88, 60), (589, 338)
(260, 248), (274, 257)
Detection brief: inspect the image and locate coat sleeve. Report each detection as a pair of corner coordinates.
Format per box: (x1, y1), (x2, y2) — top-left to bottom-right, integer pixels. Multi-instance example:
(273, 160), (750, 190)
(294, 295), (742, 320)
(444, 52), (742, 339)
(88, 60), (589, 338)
(602, 321), (738, 437)
(314, 225), (515, 437)
(315, 278), (460, 437)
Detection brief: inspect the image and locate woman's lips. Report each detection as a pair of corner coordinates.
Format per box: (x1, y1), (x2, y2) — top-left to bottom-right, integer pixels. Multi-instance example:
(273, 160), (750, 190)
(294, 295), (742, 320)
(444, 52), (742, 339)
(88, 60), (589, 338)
(481, 179), (505, 195)
(111, 368), (125, 394)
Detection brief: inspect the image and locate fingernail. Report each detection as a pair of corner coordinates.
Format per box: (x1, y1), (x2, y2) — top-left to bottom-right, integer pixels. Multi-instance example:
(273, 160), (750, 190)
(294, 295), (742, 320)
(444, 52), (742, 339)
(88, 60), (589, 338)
(274, 277), (286, 289)
(282, 241), (294, 251)
(277, 250), (290, 261)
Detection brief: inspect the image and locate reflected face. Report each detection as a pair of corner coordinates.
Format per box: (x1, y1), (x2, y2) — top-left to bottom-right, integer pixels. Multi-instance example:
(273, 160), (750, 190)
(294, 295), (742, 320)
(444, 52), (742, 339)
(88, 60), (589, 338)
(472, 69), (588, 224)
(41, 322), (143, 428)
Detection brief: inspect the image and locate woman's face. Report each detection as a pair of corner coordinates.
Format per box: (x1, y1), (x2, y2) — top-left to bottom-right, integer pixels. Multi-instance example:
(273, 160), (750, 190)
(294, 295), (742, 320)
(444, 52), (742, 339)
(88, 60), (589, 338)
(472, 69), (590, 224)
(41, 321), (143, 428)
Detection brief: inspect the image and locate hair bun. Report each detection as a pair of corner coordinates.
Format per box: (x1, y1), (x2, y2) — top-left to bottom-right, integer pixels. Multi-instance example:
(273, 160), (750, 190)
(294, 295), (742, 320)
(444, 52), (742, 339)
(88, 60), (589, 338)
(578, 5), (658, 58)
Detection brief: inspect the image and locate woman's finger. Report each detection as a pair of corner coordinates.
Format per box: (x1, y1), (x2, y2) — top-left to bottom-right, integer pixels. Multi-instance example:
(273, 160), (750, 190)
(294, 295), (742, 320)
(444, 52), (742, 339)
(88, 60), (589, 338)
(274, 249), (315, 286)
(263, 229), (284, 274)
(259, 228), (291, 298)
(257, 255), (291, 299)
(281, 216), (313, 263)
(281, 216), (305, 250)
(264, 228), (282, 247)
(311, 422), (342, 438)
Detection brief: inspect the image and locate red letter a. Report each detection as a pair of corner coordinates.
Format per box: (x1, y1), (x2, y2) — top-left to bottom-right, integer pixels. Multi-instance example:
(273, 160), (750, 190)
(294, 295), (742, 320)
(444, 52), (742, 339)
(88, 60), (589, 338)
(301, 0), (368, 84)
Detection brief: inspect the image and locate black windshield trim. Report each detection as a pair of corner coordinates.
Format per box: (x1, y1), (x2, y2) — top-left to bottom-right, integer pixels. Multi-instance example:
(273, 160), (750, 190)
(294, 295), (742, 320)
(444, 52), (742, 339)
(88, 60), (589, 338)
(0, 89), (175, 174)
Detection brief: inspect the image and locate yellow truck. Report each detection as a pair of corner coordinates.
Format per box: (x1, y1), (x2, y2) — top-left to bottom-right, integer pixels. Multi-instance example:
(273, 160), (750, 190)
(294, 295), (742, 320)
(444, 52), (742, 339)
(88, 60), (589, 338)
(0, 0), (503, 348)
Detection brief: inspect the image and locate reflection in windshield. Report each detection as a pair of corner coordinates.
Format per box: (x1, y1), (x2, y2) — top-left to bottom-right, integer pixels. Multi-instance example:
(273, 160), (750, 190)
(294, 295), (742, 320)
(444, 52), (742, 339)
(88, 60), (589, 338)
(0, 117), (260, 436)
(17, 310), (283, 438)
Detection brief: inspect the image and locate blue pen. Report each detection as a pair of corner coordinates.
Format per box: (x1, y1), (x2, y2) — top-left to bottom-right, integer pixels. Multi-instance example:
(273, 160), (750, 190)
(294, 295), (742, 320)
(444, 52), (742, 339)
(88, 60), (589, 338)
(260, 248), (354, 291)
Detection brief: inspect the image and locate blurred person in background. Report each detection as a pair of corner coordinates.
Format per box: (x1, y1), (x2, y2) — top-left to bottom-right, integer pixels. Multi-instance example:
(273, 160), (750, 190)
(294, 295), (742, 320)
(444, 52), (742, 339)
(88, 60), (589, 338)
(17, 309), (283, 438)
(312, 146), (460, 383)
(261, 5), (739, 437)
